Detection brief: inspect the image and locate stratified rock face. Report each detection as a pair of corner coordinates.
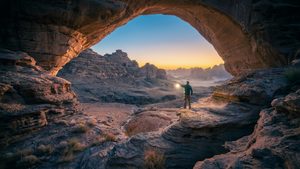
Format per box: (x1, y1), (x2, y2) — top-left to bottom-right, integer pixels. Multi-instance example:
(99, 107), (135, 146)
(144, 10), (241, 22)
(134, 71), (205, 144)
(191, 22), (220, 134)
(1, 0), (299, 75)
(140, 63), (167, 80)
(212, 68), (287, 105)
(58, 49), (173, 104)
(0, 49), (78, 144)
(193, 90), (300, 169)
(58, 49), (140, 80)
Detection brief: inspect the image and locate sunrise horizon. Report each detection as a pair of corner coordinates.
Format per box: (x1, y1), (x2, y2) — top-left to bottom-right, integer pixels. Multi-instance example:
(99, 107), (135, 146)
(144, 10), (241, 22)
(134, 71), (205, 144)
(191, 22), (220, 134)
(136, 61), (224, 70)
(92, 14), (224, 70)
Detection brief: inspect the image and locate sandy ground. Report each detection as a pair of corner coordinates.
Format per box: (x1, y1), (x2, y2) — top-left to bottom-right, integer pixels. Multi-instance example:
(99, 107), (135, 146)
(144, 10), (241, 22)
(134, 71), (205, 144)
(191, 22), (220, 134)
(81, 102), (137, 129)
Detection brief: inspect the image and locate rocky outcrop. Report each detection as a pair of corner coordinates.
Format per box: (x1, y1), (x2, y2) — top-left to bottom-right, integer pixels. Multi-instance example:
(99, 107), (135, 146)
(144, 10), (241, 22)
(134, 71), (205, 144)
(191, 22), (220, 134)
(58, 49), (140, 80)
(193, 90), (300, 169)
(0, 49), (78, 145)
(1, 0), (299, 75)
(58, 49), (174, 104)
(212, 68), (288, 105)
(140, 63), (167, 80)
(80, 68), (293, 169)
(0, 48), (299, 169)
(103, 97), (262, 169)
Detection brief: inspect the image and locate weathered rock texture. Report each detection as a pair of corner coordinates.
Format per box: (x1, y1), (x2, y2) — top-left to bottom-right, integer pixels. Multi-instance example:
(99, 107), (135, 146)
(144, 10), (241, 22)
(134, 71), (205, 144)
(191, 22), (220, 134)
(58, 49), (174, 104)
(0, 49), (78, 145)
(140, 63), (167, 80)
(194, 90), (300, 169)
(1, 0), (299, 75)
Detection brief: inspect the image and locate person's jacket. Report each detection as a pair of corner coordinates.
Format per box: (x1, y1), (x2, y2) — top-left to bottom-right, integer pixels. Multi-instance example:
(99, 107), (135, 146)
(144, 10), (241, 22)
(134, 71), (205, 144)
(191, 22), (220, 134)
(181, 84), (193, 95)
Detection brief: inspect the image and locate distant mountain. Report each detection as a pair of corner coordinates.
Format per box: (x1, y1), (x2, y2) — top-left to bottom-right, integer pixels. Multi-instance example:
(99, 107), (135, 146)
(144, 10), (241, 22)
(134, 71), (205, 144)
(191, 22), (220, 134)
(58, 49), (173, 104)
(167, 64), (232, 80)
(59, 49), (167, 81)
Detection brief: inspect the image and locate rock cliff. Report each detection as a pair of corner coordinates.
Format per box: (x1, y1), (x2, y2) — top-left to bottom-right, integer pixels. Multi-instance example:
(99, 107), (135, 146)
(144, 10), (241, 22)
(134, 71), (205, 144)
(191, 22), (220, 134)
(0, 49), (299, 169)
(1, 0), (299, 75)
(0, 49), (78, 146)
(0, 1), (300, 169)
(140, 63), (167, 80)
(58, 49), (173, 104)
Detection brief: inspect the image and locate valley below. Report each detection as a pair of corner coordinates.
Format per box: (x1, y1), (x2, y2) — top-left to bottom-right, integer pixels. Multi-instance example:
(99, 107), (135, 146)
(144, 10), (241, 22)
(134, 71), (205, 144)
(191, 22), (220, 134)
(1, 48), (299, 169)
(1, 1), (300, 168)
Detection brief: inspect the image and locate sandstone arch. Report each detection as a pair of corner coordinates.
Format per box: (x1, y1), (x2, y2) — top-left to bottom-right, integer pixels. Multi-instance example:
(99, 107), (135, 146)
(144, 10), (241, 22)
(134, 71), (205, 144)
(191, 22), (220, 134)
(1, 0), (299, 75)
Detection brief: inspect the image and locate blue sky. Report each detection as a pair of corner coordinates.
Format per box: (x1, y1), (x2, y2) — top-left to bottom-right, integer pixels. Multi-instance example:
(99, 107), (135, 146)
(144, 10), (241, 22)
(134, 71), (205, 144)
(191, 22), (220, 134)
(92, 14), (223, 69)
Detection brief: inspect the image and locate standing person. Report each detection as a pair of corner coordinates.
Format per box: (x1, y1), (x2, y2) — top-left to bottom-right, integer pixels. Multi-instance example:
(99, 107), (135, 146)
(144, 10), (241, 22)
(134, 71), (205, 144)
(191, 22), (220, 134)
(181, 81), (193, 109)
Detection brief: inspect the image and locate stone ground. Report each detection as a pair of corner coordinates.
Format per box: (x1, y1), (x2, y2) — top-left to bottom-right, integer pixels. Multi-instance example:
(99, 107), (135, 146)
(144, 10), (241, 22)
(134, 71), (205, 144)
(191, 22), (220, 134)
(1, 52), (300, 169)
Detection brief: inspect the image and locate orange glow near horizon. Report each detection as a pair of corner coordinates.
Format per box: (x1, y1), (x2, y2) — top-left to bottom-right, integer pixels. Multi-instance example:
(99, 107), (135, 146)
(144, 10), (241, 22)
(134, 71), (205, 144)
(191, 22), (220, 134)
(127, 43), (224, 69)
(92, 14), (224, 70)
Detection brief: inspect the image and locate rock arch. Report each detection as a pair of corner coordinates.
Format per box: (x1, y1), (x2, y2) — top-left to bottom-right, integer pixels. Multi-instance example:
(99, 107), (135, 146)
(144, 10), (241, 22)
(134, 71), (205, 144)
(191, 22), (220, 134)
(1, 0), (299, 75)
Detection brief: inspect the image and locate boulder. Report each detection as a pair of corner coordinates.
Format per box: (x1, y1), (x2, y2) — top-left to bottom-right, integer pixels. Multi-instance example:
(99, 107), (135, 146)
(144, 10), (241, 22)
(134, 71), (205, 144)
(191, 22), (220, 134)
(193, 91), (300, 169)
(213, 69), (288, 105)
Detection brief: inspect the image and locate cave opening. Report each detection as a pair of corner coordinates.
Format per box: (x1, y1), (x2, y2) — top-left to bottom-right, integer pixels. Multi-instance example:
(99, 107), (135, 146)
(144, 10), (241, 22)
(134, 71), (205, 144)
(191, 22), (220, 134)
(1, 1), (297, 169)
(58, 14), (232, 106)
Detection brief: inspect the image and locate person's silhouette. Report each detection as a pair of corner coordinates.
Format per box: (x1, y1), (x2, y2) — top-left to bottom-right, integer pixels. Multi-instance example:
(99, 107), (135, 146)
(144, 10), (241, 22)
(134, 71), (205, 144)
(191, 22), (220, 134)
(181, 81), (193, 109)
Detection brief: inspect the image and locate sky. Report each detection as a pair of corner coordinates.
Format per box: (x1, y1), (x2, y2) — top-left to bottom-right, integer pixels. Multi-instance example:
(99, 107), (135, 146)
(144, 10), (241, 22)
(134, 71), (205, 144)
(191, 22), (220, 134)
(92, 14), (223, 69)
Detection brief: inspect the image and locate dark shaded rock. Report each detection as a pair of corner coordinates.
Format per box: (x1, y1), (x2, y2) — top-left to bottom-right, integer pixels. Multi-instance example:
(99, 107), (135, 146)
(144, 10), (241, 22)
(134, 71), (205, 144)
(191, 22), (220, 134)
(58, 49), (175, 105)
(272, 89), (300, 115)
(194, 92), (300, 169)
(213, 69), (288, 105)
(0, 50), (78, 145)
(1, 1), (298, 75)
(102, 97), (262, 169)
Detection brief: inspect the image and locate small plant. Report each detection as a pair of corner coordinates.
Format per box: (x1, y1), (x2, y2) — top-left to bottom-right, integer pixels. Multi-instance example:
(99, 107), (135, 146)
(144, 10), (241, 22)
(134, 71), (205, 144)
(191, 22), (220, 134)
(103, 132), (117, 142)
(91, 136), (106, 146)
(67, 138), (86, 152)
(284, 68), (300, 84)
(60, 148), (74, 162)
(144, 149), (165, 169)
(37, 144), (54, 155)
(73, 123), (90, 133)
(60, 138), (85, 163)
(19, 155), (39, 166)
(17, 148), (33, 157)
(55, 119), (69, 126)
(87, 117), (97, 127)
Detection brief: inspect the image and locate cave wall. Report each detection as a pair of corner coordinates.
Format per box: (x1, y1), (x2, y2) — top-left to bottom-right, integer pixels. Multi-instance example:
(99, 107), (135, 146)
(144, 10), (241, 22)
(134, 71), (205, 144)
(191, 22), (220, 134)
(0, 0), (299, 75)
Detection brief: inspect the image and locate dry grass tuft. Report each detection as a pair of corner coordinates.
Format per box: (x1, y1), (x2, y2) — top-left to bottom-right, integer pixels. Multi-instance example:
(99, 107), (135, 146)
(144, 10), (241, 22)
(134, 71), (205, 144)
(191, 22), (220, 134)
(60, 148), (74, 162)
(37, 144), (54, 155)
(67, 138), (86, 152)
(60, 138), (86, 163)
(91, 136), (106, 146)
(19, 155), (39, 166)
(144, 149), (165, 169)
(87, 117), (98, 127)
(17, 148), (33, 156)
(73, 123), (90, 133)
(103, 132), (117, 142)
(55, 119), (69, 126)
